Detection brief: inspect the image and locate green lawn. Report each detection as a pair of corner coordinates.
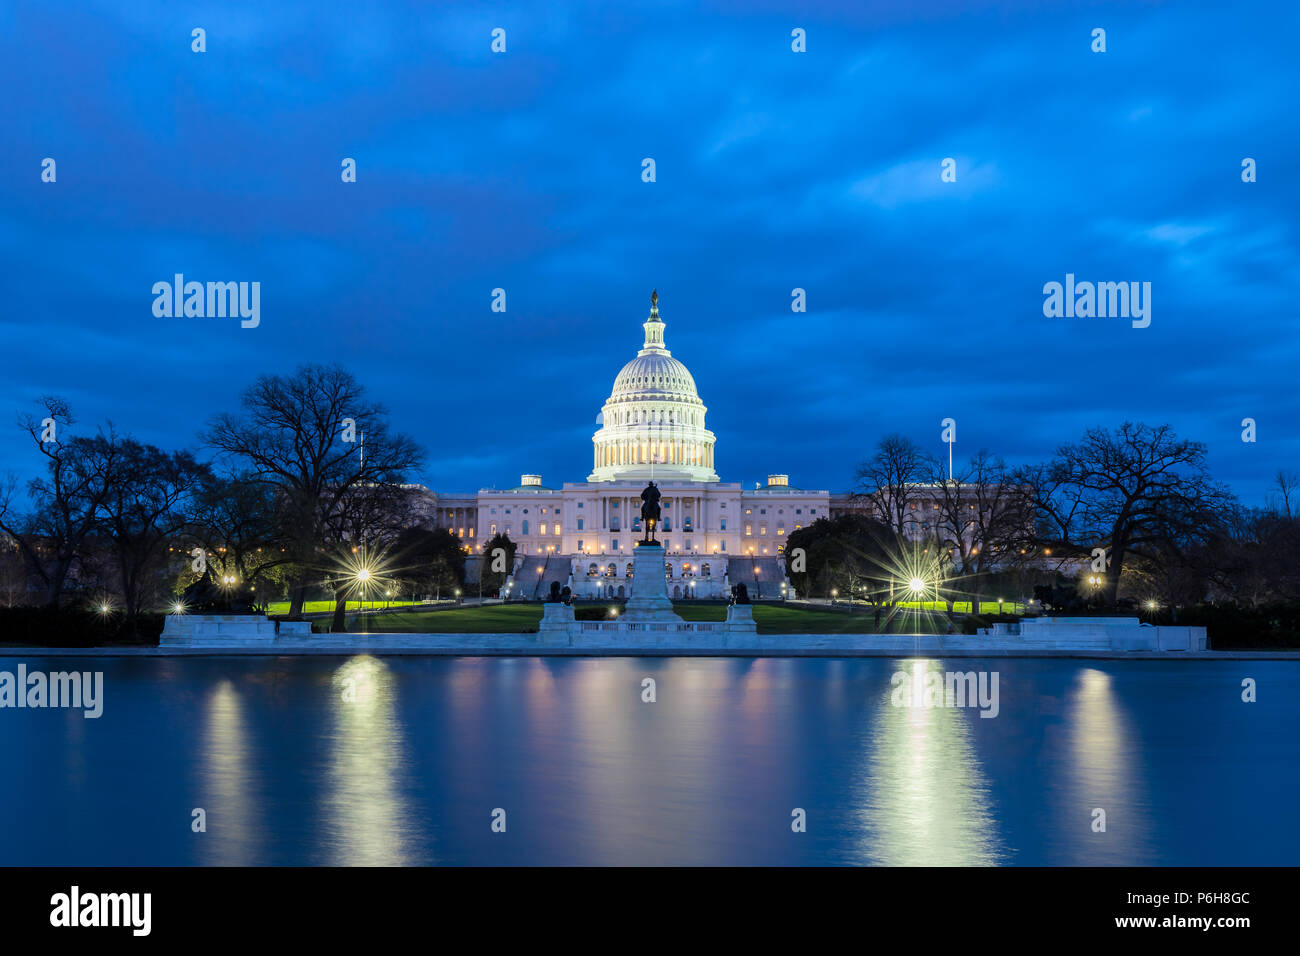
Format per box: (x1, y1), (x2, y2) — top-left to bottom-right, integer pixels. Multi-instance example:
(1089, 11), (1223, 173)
(675, 603), (960, 634)
(342, 604), (544, 633)
(264, 598), (1019, 619)
(266, 599), (421, 615)
(330, 602), (973, 635)
(876, 600), (1023, 615)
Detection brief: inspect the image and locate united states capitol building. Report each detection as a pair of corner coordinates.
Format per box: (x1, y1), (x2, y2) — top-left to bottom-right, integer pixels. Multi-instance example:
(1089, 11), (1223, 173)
(413, 292), (854, 600)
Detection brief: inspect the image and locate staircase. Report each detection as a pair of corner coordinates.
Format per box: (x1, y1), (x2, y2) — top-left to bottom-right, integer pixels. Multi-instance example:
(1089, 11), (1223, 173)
(726, 556), (787, 600)
(523, 553), (573, 599)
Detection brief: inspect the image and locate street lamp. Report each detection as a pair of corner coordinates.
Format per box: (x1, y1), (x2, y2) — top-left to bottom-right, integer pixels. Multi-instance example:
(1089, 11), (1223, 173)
(907, 576), (926, 612)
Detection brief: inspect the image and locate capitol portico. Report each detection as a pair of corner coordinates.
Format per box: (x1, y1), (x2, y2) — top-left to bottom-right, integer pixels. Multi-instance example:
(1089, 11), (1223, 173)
(418, 292), (837, 600)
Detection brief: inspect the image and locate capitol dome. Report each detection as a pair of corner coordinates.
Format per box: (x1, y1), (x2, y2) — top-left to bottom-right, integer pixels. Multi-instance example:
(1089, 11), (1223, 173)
(610, 351), (699, 402)
(588, 291), (718, 483)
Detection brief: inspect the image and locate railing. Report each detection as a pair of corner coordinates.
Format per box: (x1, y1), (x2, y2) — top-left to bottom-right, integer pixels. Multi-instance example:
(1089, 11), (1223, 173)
(578, 621), (719, 632)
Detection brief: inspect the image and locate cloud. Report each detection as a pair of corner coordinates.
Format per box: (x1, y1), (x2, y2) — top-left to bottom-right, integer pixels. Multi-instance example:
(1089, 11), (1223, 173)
(1, 0), (1297, 505)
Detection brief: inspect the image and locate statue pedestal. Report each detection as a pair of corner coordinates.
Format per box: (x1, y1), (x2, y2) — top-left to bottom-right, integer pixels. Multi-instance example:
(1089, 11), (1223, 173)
(538, 602), (576, 645)
(623, 543), (683, 623)
(725, 603), (758, 634)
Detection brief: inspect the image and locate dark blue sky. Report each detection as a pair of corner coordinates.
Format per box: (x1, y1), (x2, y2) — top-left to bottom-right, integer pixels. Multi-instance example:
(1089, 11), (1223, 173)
(2, 0), (1296, 502)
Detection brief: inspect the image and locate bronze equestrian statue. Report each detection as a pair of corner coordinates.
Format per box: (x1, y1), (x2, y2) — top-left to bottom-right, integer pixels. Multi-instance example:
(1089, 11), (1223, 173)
(639, 480), (662, 545)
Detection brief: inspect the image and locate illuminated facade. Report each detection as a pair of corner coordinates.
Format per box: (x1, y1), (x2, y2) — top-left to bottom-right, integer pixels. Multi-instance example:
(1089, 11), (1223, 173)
(420, 293), (829, 599)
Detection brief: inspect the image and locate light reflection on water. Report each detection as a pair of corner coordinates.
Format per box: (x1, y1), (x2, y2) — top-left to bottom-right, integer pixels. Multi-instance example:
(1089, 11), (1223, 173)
(199, 680), (257, 865)
(0, 655), (1296, 866)
(1058, 668), (1153, 864)
(323, 656), (418, 866)
(854, 660), (1003, 865)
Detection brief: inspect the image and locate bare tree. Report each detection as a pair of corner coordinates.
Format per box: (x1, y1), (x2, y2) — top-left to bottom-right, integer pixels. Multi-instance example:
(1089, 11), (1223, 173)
(1019, 422), (1234, 607)
(853, 434), (932, 537)
(321, 481), (419, 632)
(202, 365), (424, 617)
(1207, 505), (1300, 608)
(0, 398), (123, 608)
(97, 438), (210, 633)
(929, 449), (1033, 607)
(187, 472), (292, 612)
(1269, 470), (1300, 518)
(0, 533), (29, 607)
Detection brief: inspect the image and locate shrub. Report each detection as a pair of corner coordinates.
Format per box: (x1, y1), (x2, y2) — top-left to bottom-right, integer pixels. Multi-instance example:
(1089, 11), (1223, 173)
(0, 606), (164, 647)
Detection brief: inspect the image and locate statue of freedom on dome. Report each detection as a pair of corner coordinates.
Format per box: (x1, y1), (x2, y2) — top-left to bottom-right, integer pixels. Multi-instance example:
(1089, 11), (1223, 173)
(639, 480), (662, 545)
